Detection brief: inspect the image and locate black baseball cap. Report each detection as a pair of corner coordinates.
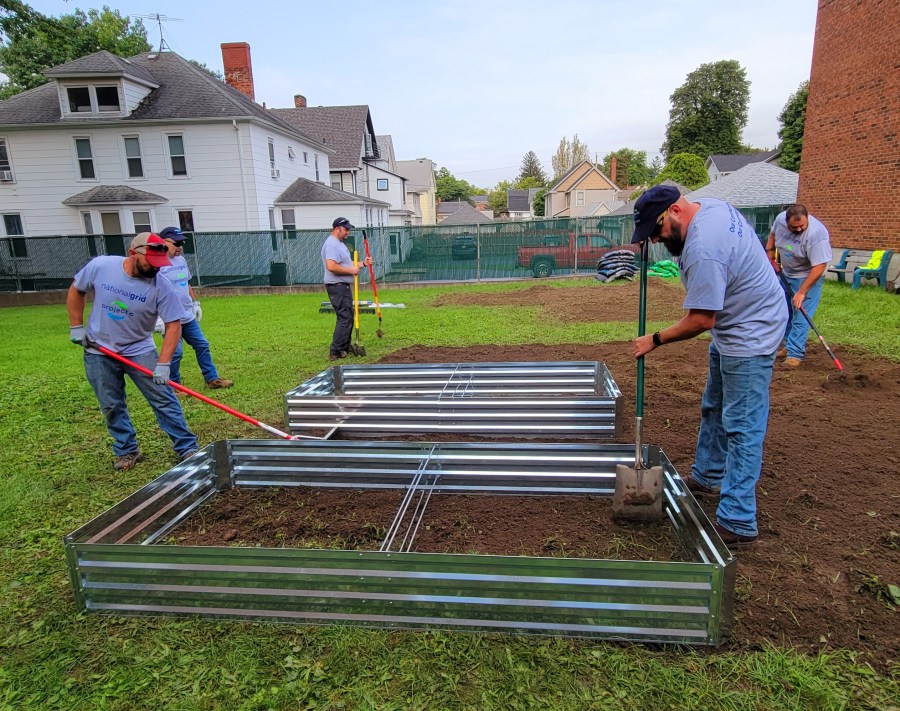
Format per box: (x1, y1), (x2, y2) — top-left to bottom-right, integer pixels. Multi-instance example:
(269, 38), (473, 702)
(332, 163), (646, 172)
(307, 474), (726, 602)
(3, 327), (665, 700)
(332, 217), (354, 230)
(159, 226), (185, 243)
(631, 185), (681, 243)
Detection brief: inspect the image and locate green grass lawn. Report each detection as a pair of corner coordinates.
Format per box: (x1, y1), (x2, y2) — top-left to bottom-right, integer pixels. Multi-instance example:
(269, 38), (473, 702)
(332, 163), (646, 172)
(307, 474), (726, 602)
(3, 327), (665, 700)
(0, 279), (897, 710)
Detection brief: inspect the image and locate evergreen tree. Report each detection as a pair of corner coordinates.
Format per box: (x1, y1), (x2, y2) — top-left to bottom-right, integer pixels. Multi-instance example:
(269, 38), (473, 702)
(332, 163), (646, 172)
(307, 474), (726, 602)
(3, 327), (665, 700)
(516, 150), (547, 186)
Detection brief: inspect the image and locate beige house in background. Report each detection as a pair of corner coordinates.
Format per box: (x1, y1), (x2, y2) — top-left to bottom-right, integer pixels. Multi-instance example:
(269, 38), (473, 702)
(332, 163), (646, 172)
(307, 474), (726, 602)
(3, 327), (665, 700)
(544, 160), (618, 218)
(396, 158), (437, 225)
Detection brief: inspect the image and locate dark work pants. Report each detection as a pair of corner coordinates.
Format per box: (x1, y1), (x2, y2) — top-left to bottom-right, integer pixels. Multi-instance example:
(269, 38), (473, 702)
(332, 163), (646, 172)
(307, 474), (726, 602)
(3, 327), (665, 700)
(326, 282), (353, 356)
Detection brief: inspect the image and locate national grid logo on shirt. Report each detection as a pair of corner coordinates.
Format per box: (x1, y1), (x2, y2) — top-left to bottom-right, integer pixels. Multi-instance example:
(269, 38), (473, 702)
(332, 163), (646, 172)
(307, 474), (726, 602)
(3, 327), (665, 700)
(99, 282), (147, 319)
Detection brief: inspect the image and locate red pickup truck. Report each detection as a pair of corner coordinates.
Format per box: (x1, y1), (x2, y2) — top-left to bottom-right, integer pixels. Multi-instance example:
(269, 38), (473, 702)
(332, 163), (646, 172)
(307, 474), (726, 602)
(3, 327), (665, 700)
(517, 233), (639, 277)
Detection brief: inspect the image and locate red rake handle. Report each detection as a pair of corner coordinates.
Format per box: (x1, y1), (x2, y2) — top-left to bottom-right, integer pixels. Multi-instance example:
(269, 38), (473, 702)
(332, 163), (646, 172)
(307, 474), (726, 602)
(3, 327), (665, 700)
(95, 345), (296, 439)
(798, 306), (844, 373)
(362, 233), (382, 320)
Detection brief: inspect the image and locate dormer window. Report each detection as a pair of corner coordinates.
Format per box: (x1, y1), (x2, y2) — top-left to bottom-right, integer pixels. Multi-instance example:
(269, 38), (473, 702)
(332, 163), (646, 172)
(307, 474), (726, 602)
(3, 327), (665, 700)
(64, 84), (121, 116)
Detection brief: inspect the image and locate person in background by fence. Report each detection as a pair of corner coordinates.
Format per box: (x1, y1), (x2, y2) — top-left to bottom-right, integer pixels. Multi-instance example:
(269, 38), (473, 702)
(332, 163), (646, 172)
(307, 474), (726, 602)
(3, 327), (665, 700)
(765, 205), (832, 368)
(156, 227), (233, 389)
(630, 186), (787, 548)
(67, 232), (199, 471)
(322, 217), (371, 361)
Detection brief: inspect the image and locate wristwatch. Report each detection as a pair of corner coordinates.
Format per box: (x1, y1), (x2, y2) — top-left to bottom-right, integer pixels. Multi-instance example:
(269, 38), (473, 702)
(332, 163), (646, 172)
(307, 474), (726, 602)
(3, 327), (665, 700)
(652, 332), (663, 347)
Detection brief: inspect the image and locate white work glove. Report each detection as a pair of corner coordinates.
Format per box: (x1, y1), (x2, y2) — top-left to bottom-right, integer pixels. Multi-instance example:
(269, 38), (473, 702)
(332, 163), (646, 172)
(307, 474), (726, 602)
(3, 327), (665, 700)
(69, 325), (88, 346)
(192, 300), (202, 322)
(154, 318), (166, 336)
(152, 362), (171, 385)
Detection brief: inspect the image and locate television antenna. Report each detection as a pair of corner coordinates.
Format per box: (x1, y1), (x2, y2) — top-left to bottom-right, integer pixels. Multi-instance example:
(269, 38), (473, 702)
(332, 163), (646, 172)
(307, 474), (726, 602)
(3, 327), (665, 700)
(131, 13), (183, 52)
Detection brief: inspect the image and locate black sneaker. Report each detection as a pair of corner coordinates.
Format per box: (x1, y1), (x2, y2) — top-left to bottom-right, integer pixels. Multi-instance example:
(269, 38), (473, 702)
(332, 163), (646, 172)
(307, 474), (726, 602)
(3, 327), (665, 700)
(714, 523), (758, 548)
(683, 474), (720, 499)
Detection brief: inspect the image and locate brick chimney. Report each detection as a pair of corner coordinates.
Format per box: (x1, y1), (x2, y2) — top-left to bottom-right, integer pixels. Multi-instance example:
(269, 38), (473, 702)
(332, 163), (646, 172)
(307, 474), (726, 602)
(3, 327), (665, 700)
(221, 42), (255, 101)
(609, 156), (618, 185)
(294, 94), (307, 108)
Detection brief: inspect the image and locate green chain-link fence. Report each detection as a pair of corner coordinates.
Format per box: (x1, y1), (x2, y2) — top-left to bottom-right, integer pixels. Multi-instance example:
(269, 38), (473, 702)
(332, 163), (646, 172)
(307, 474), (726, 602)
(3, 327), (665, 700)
(0, 206), (788, 292)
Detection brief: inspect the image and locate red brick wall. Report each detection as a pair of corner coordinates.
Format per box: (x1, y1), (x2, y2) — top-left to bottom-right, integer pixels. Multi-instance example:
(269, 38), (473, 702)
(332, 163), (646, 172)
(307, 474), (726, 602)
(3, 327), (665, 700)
(221, 42), (255, 101)
(797, 0), (900, 251)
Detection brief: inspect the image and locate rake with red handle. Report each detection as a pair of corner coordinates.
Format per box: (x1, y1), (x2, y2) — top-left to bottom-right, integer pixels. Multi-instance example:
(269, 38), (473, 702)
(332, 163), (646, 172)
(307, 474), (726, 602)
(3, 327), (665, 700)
(362, 230), (384, 338)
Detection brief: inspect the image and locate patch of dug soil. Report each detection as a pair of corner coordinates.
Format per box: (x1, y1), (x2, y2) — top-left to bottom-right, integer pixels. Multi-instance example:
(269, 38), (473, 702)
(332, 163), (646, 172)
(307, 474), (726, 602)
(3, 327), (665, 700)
(432, 281), (688, 323)
(379, 340), (900, 672)
(172, 488), (690, 562)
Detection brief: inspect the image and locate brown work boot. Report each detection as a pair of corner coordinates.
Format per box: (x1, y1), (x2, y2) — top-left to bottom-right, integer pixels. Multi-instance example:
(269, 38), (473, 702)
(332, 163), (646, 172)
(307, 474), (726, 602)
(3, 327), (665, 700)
(205, 378), (233, 389)
(777, 347), (788, 359)
(714, 522), (758, 548)
(683, 474), (720, 499)
(784, 357), (802, 368)
(329, 352), (348, 361)
(179, 449), (199, 462)
(113, 451), (144, 471)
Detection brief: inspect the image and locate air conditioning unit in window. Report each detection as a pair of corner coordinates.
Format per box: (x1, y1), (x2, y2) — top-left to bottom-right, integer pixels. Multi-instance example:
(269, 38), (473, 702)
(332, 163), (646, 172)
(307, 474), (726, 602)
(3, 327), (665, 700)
(271, 168), (280, 179)
(0, 170), (13, 182)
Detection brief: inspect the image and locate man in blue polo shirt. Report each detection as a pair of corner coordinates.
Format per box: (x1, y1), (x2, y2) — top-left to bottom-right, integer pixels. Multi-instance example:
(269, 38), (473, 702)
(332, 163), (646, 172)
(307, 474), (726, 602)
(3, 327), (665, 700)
(631, 186), (788, 548)
(765, 204), (832, 367)
(321, 217), (371, 361)
(67, 232), (199, 471)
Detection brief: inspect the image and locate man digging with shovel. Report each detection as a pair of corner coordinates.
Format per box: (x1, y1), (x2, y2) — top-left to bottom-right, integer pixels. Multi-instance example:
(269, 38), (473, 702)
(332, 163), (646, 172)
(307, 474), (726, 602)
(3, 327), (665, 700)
(630, 186), (787, 548)
(322, 217), (371, 361)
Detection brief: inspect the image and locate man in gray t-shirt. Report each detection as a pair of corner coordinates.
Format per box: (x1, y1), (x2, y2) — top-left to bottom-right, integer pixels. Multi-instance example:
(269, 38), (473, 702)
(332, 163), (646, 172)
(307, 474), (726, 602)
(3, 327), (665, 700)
(321, 217), (371, 360)
(630, 186), (787, 549)
(67, 232), (199, 471)
(765, 204), (832, 366)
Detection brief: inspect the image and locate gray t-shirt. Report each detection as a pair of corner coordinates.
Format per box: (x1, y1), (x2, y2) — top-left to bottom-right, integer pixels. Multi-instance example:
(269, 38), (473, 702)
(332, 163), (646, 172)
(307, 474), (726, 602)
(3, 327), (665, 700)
(321, 234), (353, 284)
(73, 256), (183, 357)
(770, 212), (832, 279)
(679, 199), (788, 357)
(158, 254), (195, 323)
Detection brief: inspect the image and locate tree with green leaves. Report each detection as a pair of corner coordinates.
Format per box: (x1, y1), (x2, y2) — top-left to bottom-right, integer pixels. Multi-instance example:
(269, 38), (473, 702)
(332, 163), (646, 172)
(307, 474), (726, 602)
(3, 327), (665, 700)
(0, 2), (150, 99)
(532, 188), (548, 217)
(516, 150), (547, 186)
(651, 152), (710, 191)
(600, 148), (649, 187)
(661, 60), (751, 161)
(515, 176), (543, 190)
(435, 166), (474, 202)
(647, 156), (663, 181)
(550, 134), (590, 178)
(487, 180), (513, 217)
(777, 81), (808, 172)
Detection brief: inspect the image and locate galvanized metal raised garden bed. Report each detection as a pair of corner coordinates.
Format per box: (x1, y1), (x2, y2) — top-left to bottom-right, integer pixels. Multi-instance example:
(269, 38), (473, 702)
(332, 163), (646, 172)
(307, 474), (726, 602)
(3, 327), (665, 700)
(65, 439), (735, 645)
(284, 361), (624, 440)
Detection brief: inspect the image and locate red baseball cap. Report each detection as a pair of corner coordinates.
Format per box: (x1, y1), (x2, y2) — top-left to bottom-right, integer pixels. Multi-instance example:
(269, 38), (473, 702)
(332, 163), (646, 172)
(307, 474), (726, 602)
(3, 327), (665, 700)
(129, 232), (172, 267)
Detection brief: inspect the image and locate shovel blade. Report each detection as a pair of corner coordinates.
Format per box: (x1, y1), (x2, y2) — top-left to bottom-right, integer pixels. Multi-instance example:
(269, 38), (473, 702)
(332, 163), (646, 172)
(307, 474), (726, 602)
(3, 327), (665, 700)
(612, 464), (664, 522)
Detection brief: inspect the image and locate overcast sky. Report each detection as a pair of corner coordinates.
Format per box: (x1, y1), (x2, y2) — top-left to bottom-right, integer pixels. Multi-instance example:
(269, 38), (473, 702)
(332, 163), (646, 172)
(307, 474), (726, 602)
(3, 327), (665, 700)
(28, 0), (818, 187)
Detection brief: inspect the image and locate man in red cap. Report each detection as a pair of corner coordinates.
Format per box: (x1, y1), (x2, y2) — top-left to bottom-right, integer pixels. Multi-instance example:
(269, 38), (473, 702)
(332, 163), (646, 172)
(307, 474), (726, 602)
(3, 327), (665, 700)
(67, 232), (199, 471)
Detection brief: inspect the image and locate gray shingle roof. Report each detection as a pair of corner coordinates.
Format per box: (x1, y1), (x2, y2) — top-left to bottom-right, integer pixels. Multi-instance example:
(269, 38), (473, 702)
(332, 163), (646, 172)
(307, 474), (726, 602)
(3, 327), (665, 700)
(270, 105), (372, 170)
(607, 180), (689, 216)
(707, 150), (779, 174)
(275, 177), (390, 206)
(687, 162), (798, 207)
(62, 185), (167, 205)
(395, 159), (435, 192)
(44, 50), (157, 85)
(507, 189), (531, 211)
(437, 200), (469, 215)
(0, 51), (327, 150)
(440, 203), (494, 225)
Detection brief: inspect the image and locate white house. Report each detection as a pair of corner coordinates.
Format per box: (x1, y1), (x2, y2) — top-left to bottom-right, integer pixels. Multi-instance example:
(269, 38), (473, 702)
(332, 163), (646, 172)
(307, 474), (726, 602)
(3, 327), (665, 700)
(0, 47), (394, 242)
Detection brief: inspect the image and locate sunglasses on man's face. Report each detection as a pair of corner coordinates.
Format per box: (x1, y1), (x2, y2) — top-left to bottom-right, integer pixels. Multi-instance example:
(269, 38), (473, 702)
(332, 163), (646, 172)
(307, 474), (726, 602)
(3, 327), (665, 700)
(138, 243), (168, 254)
(650, 209), (669, 238)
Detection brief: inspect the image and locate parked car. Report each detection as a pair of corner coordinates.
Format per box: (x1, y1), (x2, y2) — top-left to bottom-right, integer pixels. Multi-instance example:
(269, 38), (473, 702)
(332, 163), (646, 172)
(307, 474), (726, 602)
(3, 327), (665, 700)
(516, 233), (639, 277)
(451, 234), (477, 260)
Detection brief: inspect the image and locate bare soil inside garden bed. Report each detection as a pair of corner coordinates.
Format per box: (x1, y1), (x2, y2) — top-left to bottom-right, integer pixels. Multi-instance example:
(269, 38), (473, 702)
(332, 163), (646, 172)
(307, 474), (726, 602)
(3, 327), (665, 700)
(180, 282), (899, 670)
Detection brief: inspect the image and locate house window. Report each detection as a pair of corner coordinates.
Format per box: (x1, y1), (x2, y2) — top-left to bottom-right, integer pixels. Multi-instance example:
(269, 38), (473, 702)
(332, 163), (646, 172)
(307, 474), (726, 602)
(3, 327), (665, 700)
(67, 87), (91, 113)
(95, 86), (120, 112)
(132, 211), (151, 233)
(331, 176), (342, 191)
(167, 134), (187, 176)
(281, 209), (295, 230)
(287, 146), (296, 160)
(268, 137), (277, 177)
(3, 213), (26, 257)
(303, 151), (308, 164)
(123, 136), (144, 178)
(82, 212), (95, 234)
(178, 210), (195, 233)
(268, 208), (276, 230)
(0, 139), (13, 182)
(376, 178), (388, 191)
(74, 138), (95, 179)
(576, 191), (585, 206)
(314, 154), (319, 181)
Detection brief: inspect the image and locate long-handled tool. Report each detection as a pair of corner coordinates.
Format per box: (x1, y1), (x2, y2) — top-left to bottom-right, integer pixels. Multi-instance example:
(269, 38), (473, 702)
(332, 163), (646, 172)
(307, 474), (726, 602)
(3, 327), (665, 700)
(362, 230), (384, 338)
(348, 250), (367, 357)
(776, 269), (845, 377)
(613, 238), (663, 522)
(94, 344), (303, 440)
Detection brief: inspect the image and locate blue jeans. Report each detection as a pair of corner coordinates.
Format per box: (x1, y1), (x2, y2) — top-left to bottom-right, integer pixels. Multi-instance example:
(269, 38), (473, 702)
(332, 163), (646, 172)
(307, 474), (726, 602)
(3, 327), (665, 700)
(84, 350), (198, 458)
(780, 275), (824, 360)
(326, 282), (353, 356)
(171, 318), (220, 384)
(690, 344), (776, 538)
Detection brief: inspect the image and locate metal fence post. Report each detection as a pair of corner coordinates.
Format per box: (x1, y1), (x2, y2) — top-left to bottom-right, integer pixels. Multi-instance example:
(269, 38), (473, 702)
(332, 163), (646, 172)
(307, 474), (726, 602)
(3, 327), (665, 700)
(476, 223), (481, 281)
(574, 217), (579, 274)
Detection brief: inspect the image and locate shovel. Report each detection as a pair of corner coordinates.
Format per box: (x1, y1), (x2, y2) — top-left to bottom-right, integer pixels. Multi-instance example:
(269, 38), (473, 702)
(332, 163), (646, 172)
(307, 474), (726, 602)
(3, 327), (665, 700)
(362, 230), (384, 338)
(348, 250), (367, 357)
(613, 238), (663, 522)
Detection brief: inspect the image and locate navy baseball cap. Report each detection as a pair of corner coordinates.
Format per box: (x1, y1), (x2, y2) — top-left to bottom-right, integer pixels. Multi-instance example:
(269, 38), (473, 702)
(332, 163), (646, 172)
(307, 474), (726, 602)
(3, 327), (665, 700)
(631, 185), (681, 243)
(159, 226), (185, 243)
(332, 217), (354, 230)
